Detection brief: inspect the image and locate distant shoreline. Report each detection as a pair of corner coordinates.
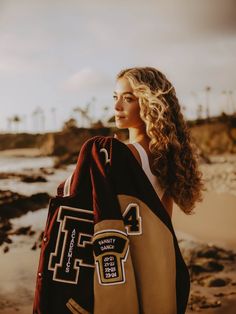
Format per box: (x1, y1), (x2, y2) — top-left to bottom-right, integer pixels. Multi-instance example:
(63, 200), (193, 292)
(0, 148), (43, 157)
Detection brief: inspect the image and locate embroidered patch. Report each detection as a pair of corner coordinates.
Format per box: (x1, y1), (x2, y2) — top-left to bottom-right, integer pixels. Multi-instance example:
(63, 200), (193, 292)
(93, 230), (129, 285)
(123, 203), (142, 235)
(48, 206), (94, 284)
(100, 148), (111, 165)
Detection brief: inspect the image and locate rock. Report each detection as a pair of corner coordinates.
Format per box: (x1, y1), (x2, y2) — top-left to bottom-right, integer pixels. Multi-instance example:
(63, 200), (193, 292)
(200, 277), (231, 287)
(4, 237), (12, 244)
(8, 225), (35, 237)
(40, 127), (112, 156)
(200, 299), (221, 309)
(10, 226), (32, 235)
(40, 167), (54, 175)
(197, 246), (219, 259)
(214, 292), (225, 297)
(54, 152), (79, 168)
(190, 259), (224, 274)
(31, 231), (44, 250)
(0, 218), (12, 232)
(28, 230), (36, 236)
(0, 190), (50, 219)
(0, 169), (50, 183)
(0, 132), (43, 151)
(0, 219), (13, 246)
(204, 260), (224, 272)
(0, 232), (6, 246)
(21, 175), (47, 183)
(188, 294), (222, 310)
(3, 245), (9, 253)
(0, 173), (13, 179)
(197, 245), (236, 261)
(208, 277), (231, 287)
(31, 242), (37, 250)
(217, 249), (236, 261)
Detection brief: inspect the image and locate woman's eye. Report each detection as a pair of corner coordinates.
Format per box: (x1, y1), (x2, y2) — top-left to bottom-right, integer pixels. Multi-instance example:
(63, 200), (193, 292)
(113, 95), (118, 100)
(124, 97), (133, 102)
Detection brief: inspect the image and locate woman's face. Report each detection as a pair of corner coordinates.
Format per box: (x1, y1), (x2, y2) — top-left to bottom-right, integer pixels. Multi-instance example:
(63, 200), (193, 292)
(113, 77), (144, 129)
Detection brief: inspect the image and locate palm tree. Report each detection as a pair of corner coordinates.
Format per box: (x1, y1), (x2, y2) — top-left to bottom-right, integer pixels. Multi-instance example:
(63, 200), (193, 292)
(205, 86), (211, 120)
(191, 91), (202, 121)
(32, 106), (45, 132)
(12, 115), (21, 133)
(7, 117), (13, 132)
(63, 118), (77, 131)
(73, 106), (92, 128)
(22, 115), (27, 131)
(51, 107), (57, 130)
(196, 104), (203, 121)
(228, 90), (235, 114)
(222, 90), (235, 115)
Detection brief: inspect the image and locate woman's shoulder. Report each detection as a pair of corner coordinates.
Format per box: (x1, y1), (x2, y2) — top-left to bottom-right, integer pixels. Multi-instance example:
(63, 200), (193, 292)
(80, 136), (132, 157)
(126, 143), (142, 166)
(81, 135), (122, 148)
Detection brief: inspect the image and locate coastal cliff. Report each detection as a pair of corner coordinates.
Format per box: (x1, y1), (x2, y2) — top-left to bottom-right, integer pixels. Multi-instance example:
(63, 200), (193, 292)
(1, 116), (236, 156)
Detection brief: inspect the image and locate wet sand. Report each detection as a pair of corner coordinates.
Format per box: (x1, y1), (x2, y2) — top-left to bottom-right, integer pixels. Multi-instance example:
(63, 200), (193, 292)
(0, 246), (39, 314)
(0, 209), (46, 314)
(173, 191), (236, 251)
(0, 148), (42, 157)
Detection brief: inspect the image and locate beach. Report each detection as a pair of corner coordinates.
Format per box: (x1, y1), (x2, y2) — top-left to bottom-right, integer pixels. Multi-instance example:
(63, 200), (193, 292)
(0, 149), (72, 313)
(174, 155), (236, 313)
(0, 149), (236, 313)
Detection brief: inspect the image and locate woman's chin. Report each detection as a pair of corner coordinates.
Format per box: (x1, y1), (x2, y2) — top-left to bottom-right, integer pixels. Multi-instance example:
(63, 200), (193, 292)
(115, 121), (128, 129)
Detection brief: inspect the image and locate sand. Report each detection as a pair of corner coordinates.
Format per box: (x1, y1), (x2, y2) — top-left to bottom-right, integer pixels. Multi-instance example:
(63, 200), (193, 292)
(0, 148), (42, 157)
(1, 191), (235, 314)
(0, 153), (236, 313)
(173, 191), (236, 251)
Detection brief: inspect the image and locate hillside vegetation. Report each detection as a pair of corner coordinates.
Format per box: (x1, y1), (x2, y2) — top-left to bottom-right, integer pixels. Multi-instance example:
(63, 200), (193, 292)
(1, 115), (236, 157)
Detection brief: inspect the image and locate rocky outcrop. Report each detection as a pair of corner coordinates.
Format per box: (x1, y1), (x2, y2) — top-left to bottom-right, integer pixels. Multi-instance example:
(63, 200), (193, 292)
(0, 190), (50, 219)
(39, 127), (113, 156)
(40, 127), (128, 166)
(0, 133), (43, 150)
(190, 118), (236, 155)
(179, 240), (236, 312)
(0, 172), (48, 182)
(1, 116), (236, 158)
(0, 190), (50, 249)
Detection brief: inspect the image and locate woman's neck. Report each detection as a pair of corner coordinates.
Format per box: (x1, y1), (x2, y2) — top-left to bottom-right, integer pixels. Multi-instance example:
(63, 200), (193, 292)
(128, 127), (149, 145)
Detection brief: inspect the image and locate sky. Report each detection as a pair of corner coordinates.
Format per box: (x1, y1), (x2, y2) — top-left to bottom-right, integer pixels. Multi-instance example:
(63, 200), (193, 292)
(0, 0), (235, 132)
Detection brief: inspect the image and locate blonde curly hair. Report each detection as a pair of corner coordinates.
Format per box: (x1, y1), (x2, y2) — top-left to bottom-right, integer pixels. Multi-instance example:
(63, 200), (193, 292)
(117, 67), (204, 213)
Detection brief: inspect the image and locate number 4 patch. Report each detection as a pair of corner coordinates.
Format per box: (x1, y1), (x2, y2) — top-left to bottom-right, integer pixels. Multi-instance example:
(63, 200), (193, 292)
(122, 203), (142, 235)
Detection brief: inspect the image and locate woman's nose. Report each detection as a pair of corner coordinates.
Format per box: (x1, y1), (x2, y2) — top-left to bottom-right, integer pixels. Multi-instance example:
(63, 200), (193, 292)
(114, 98), (123, 111)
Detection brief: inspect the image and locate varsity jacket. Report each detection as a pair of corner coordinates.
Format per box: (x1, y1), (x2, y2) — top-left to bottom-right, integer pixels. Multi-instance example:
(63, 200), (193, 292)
(33, 136), (190, 314)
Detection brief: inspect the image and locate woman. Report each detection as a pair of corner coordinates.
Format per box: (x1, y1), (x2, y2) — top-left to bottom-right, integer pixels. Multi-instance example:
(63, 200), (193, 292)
(110, 67), (204, 313)
(33, 67), (203, 314)
(113, 67), (203, 216)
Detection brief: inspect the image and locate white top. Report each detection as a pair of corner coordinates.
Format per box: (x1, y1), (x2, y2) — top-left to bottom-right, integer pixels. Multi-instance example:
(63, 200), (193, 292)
(132, 142), (165, 200)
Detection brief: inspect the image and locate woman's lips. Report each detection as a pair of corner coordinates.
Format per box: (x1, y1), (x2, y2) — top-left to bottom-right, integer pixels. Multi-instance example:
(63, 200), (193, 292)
(115, 115), (126, 119)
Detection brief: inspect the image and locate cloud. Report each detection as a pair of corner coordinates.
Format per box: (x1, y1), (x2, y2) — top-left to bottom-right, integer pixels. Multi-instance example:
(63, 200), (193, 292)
(0, 0), (235, 131)
(63, 68), (112, 93)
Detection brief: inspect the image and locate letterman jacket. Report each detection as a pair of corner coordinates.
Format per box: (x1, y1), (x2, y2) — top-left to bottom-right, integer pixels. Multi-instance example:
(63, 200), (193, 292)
(33, 135), (190, 314)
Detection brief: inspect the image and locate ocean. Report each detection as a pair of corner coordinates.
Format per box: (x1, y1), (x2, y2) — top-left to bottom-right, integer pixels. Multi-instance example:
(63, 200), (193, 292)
(0, 155), (54, 172)
(0, 155), (75, 195)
